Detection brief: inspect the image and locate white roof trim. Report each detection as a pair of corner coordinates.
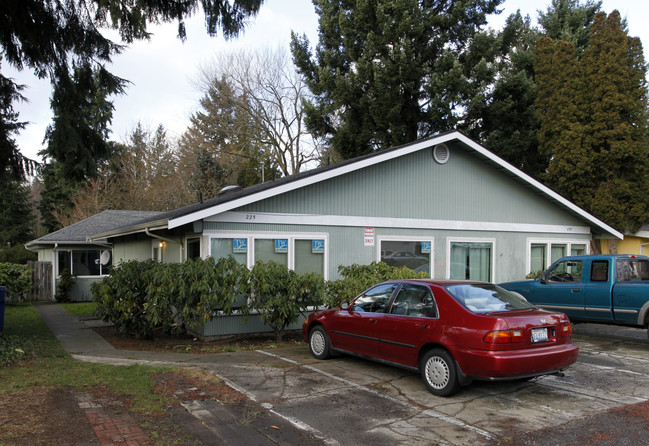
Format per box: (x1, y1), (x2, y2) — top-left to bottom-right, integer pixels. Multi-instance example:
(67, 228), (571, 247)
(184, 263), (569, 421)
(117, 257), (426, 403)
(167, 131), (622, 239)
(451, 133), (622, 239)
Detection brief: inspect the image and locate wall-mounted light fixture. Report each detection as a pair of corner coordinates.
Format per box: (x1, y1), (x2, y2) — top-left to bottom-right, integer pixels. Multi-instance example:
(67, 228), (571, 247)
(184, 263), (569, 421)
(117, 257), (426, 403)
(159, 241), (166, 248)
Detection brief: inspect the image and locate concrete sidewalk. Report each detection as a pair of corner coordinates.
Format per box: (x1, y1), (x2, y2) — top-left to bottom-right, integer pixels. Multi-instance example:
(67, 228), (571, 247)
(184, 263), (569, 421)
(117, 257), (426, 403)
(34, 303), (325, 446)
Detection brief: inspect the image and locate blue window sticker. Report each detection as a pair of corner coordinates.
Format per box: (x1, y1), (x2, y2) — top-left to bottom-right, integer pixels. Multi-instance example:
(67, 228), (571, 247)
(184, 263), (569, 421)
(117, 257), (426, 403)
(421, 241), (431, 254)
(275, 239), (288, 253)
(312, 240), (325, 254)
(233, 238), (247, 253)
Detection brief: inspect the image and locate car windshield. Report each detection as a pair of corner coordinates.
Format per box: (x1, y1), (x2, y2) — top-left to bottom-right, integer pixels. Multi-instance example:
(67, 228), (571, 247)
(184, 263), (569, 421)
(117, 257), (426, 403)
(445, 283), (536, 313)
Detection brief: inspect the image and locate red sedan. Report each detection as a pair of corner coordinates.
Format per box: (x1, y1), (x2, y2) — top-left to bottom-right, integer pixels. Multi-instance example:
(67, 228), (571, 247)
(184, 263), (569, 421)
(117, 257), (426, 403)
(303, 279), (579, 396)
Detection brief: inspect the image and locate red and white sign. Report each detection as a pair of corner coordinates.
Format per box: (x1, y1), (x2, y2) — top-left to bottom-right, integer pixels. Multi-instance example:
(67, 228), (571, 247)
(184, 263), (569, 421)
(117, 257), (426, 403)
(364, 227), (375, 246)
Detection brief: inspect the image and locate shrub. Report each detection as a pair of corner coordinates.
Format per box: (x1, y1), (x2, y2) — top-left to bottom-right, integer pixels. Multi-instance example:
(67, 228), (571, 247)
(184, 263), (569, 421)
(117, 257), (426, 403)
(92, 257), (252, 339)
(92, 260), (158, 338)
(145, 256), (251, 336)
(525, 270), (544, 279)
(0, 262), (33, 302)
(55, 269), (76, 302)
(325, 261), (429, 308)
(249, 261), (325, 341)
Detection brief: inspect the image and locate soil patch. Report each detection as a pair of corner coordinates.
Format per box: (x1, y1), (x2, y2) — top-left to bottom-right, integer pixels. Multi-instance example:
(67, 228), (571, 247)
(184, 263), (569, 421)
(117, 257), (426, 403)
(92, 325), (304, 353)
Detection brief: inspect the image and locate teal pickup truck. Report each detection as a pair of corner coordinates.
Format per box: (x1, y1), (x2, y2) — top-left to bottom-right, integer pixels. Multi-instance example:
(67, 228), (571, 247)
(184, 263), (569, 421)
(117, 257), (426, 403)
(500, 254), (649, 335)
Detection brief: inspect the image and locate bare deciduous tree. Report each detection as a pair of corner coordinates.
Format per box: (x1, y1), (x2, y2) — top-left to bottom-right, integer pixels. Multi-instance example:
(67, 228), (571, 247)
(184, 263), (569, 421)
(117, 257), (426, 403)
(197, 44), (323, 176)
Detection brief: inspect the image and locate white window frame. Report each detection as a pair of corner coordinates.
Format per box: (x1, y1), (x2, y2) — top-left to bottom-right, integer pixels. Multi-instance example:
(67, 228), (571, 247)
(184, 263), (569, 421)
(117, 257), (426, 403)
(376, 236), (435, 277)
(526, 238), (590, 274)
(445, 237), (496, 281)
(206, 231), (330, 279)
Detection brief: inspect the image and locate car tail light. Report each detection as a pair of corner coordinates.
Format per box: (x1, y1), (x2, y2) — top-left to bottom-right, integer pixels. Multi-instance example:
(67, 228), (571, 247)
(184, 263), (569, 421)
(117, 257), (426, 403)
(560, 323), (572, 336)
(483, 330), (524, 344)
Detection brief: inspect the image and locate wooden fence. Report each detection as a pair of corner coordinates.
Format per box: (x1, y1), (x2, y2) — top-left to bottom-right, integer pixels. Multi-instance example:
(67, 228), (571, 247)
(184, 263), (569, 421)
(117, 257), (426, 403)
(27, 261), (53, 301)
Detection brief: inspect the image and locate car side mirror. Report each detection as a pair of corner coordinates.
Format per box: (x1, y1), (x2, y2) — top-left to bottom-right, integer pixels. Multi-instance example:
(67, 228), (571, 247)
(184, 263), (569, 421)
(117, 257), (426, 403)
(340, 301), (350, 310)
(539, 272), (548, 284)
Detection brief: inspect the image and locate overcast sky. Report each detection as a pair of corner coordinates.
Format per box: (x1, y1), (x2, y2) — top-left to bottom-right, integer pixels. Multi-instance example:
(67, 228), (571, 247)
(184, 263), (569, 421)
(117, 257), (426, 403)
(6, 0), (648, 163)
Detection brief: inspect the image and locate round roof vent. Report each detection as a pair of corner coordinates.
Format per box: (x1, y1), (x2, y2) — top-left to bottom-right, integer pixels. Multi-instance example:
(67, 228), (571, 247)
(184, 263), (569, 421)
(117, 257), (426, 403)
(433, 144), (450, 164)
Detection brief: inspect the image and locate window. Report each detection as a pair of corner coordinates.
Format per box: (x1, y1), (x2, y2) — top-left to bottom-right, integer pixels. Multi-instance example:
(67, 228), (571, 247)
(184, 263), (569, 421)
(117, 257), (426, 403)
(353, 283), (397, 313)
(446, 283), (536, 313)
(210, 238), (247, 264)
(547, 259), (583, 283)
(591, 260), (609, 282)
(527, 240), (589, 274)
(390, 284), (437, 318)
(380, 239), (431, 275)
(254, 239), (288, 266)
(294, 239), (325, 275)
(57, 249), (112, 276)
(616, 258), (649, 282)
(187, 238), (201, 260)
(209, 233), (328, 278)
(449, 240), (493, 281)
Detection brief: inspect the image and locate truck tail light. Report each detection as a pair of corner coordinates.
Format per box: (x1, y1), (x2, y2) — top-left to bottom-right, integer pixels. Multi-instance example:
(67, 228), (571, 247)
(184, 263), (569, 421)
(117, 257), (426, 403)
(484, 330), (524, 344)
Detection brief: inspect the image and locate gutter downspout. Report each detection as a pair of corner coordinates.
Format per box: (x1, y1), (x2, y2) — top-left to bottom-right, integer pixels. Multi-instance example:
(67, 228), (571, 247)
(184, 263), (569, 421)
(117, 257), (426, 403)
(640, 242), (649, 256)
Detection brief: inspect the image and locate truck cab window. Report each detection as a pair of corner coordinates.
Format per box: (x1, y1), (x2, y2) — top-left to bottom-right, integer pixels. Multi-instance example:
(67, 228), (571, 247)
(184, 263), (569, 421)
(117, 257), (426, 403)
(616, 259), (649, 282)
(547, 260), (583, 283)
(590, 260), (609, 282)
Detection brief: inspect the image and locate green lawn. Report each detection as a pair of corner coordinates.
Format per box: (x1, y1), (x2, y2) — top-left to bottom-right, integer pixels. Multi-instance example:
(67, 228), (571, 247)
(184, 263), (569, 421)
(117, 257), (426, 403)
(0, 303), (173, 413)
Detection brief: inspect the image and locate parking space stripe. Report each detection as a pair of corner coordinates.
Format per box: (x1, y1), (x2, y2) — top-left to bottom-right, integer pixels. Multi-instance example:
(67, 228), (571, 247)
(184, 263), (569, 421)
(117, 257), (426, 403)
(207, 366), (339, 445)
(256, 350), (495, 440)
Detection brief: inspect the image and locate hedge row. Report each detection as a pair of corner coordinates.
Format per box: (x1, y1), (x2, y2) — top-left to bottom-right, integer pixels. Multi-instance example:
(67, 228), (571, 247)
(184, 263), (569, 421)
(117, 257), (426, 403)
(91, 258), (427, 340)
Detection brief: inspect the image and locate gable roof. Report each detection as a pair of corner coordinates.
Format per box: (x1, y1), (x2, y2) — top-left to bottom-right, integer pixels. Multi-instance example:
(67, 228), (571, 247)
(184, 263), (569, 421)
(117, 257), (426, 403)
(26, 210), (164, 247)
(88, 131), (623, 240)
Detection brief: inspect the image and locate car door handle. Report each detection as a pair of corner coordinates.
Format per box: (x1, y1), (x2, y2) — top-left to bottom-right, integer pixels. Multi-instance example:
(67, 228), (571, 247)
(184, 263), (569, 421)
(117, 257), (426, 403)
(415, 323), (429, 329)
(369, 319), (377, 324)
(571, 288), (581, 293)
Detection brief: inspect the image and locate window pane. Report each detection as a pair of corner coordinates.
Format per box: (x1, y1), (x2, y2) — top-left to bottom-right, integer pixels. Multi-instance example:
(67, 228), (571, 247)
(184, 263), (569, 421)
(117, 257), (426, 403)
(391, 284), (436, 318)
(294, 240), (324, 275)
(571, 244), (587, 256)
(530, 244), (547, 272)
(591, 260), (609, 282)
(450, 242), (492, 281)
(99, 250), (112, 275)
(380, 240), (430, 273)
(547, 260), (582, 283)
(254, 239), (288, 266)
(353, 283), (397, 313)
(73, 250), (100, 276)
(550, 244), (567, 263)
(57, 250), (71, 275)
(211, 238), (247, 264)
(187, 239), (201, 260)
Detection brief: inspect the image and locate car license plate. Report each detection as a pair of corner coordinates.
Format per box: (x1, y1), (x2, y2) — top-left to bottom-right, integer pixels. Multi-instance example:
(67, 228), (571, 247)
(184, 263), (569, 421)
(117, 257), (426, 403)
(531, 328), (549, 343)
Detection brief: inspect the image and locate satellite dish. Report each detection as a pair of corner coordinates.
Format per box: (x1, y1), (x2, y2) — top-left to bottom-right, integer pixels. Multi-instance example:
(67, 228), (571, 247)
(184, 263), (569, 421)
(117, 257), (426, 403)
(100, 250), (112, 265)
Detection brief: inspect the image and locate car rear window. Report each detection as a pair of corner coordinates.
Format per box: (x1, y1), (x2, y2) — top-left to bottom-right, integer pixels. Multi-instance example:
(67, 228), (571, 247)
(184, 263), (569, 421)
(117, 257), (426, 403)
(445, 284), (536, 313)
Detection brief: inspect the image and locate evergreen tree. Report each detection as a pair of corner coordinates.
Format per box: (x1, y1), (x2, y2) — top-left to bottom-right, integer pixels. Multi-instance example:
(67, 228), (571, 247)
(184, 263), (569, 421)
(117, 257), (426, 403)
(39, 65), (122, 230)
(1, 0), (264, 189)
(291, 0), (502, 159)
(462, 12), (546, 178)
(535, 37), (592, 207)
(582, 11), (649, 230)
(535, 11), (649, 231)
(538, 0), (602, 55)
